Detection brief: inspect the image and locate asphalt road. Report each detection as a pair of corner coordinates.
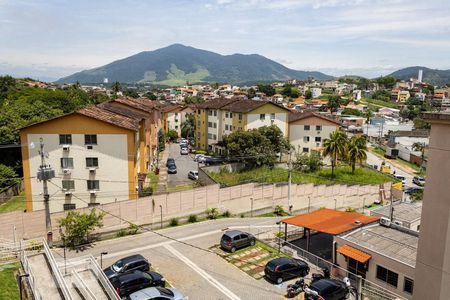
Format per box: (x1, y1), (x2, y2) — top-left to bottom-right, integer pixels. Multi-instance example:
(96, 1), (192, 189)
(167, 143), (198, 187)
(366, 151), (415, 187)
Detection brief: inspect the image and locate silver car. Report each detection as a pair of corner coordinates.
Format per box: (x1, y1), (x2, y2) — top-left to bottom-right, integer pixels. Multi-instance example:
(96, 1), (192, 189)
(128, 287), (187, 300)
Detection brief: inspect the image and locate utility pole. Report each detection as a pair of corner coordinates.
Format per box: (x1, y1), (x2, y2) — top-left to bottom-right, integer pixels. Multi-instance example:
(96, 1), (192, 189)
(37, 138), (55, 246)
(287, 149), (292, 212)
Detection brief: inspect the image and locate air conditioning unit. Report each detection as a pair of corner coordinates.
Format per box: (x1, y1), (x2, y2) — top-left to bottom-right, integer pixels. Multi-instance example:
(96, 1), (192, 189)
(86, 145), (93, 150)
(63, 169), (71, 175)
(90, 191), (97, 195)
(393, 220), (403, 226)
(65, 191), (72, 196)
(317, 131), (321, 134)
(62, 145), (70, 151)
(89, 168), (96, 174)
(380, 217), (391, 227)
(316, 142), (321, 147)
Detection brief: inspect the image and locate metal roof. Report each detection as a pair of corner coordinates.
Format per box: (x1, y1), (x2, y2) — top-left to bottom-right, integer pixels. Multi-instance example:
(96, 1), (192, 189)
(337, 244), (371, 264)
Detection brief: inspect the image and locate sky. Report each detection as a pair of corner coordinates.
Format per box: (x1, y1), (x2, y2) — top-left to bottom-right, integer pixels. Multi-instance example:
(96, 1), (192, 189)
(1, 0), (450, 81)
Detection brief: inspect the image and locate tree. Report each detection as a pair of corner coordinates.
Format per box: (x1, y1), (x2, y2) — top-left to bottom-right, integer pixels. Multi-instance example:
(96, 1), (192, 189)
(158, 129), (166, 152)
(184, 96), (204, 104)
(181, 114), (195, 139)
(346, 136), (368, 174)
(413, 117), (431, 129)
(257, 84), (275, 97)
(144, 92), (157, 100)
(304, 90), (312, 100)
(111, 81), (121, 95)
(322, 129), (348, 177)
(166, 129), (178, 141)
(327, 95), (342, 113)
(0, 164), (20, 189)
(257, 125), (290, 154)
(123, 89), (139, 98)
(376, 76), (396, 89)
(412, 142), (426, 171)
(293, 152), (322, 172)
(58, 209), (105, 249)
(247, 88), (256, 99)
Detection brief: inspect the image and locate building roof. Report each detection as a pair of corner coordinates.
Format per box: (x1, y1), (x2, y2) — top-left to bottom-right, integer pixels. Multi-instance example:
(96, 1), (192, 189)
(77, 106), (139, 131)
(340, 223), (418, 267)
(195, 98), (239, 110)
(282, 209), (379, 235)
(337, 244), (371, 264)
(288, 111), (341, 125)
(370, 202), (422, 223)
(223, 100), (288, 113)
(114, 97), (160, 113)
(98, 102), (148, 120)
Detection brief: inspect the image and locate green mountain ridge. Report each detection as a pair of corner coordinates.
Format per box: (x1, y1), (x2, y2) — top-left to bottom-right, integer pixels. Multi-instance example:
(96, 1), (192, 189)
(388, 66), (450, 86)
(56, 44), (333, 85)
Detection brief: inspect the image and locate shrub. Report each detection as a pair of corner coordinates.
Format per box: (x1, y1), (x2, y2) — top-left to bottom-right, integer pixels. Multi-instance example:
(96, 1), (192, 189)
(195, 150), (207, 155)
(127, 223), (140, 235)
(345, 207), (356, 212)
(188, 214), (198, 223)
(140, 186), (153, 196)
(206, 207), (219, 219)
(116, 229), (127, 237)
(274, 205), (285, 216)
(240, 214), (245, 218)
(170, 218), (179, 226)
(222, 210), (231, 218)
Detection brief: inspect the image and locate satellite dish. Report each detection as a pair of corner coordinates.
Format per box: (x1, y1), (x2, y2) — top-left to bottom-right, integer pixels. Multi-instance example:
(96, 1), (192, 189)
(29, 142), (35, 149)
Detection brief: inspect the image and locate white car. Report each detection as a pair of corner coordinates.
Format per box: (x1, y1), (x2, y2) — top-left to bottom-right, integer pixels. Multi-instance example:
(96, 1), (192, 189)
(188, 170), (199, 180)
(129, 287), (187, 300)
(194, 154), (204, 162)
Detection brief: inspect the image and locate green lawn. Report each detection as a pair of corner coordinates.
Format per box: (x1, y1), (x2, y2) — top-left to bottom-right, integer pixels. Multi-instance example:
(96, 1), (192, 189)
(207, 166), (394, 186)
(0, 263), (20, 300)
(0, 193), (25, 213)
(166, 182), (198, 193)
(360, 97), (399, 109)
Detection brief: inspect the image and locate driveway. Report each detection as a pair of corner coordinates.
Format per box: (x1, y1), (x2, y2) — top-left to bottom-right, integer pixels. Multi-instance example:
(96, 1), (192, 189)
(167, 143), (198, 187)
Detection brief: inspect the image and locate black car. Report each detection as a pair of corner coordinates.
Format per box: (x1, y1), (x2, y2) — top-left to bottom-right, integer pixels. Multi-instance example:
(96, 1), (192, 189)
(204, 156), (224, 166)
(103, 254), (150, 279)
(264, 257), (309, 284)
(167, 163), (177, 174)
(220, 230), (256, 252)
(307, 278), (349, 300)
(404, 186), (423, 194)
(110, 270), (165, 297)
(166, 158), (175, 167)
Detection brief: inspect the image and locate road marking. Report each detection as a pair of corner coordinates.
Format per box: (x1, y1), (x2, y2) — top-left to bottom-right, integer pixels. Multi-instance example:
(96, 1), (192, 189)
(164, 244), (242, 300)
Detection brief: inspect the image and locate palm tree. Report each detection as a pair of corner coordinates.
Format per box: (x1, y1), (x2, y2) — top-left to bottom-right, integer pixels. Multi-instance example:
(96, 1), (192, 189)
(323, 129), (348, 177)
(346, 136), (368, 174)
(412, 142), (426, 171)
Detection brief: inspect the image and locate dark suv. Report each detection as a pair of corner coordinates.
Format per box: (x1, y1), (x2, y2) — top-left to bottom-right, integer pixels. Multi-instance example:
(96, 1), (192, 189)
(220, 230), (256, 252)
(110, 270), (165, 297)
(307, 278), (349, 300)
(104, 254), (150, 279)
(264, 257), (309, 284)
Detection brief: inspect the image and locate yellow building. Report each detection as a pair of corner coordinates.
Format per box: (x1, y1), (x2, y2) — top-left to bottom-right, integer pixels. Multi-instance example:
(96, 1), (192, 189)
(195, 98), (290, 153)
(20, 103), (154, 213)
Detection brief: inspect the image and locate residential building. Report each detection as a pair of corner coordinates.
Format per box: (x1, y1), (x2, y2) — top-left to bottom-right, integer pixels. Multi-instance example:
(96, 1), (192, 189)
(370, 202), (422, 231)
(20, 105), (147, 213)
(352, 89), (362, 101)
(288, 111), (340, 154)
(310, 87), (322, 98)
(398, 91), (411, 103)
(161, 105), (194, 137)
(195, 98), (290, 153)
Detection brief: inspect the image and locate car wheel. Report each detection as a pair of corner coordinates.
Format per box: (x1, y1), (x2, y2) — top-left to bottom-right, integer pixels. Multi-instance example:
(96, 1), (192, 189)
(250, 239), (255, 246)
(276, 277), (283, 284)
(231, 246), (236, 253)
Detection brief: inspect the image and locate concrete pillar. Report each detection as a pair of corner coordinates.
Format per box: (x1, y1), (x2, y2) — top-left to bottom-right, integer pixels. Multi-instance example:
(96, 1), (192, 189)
(413, 112), (450, 300)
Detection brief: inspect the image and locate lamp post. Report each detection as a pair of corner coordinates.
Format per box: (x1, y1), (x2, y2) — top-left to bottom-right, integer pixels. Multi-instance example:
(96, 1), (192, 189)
(100, 251), (108, 268)
(18, 274), (29, 300)
(159, 205), (163, 229)
(250, 197), (254, 217)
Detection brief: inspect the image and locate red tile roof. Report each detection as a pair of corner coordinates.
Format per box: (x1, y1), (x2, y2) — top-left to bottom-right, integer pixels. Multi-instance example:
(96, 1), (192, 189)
(114, 97), (161, 113)
(288, 111), (341, 125)
(77, 105), (139, 131)
(337, 245), (371, 263)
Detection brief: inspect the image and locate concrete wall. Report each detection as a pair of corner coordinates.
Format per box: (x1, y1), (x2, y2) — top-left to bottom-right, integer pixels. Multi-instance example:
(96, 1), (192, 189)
(0, 182), (390, 241)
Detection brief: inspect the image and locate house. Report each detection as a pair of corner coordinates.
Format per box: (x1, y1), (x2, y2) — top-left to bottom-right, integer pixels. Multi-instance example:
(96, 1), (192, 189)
(20, 105), (149, 213)
(352, 90), (362, 101)
(310, 87), (322, 98)
(398, 91), (411, 103)
(195, 98), (290, 153)
(340, 116), (365, 128)
(288, 111), (340, 154)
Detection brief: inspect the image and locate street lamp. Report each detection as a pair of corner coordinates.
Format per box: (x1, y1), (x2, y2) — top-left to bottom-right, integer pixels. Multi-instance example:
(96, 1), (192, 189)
(18, 274), (29, 300)
(250, 197), (254, 217)
(159, 205), (163, 229)
(100, 251), (108, 268)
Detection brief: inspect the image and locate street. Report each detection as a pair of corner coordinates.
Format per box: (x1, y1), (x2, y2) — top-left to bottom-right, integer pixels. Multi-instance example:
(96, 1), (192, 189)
(366, 151), (415, 187)
(167, 142), (198, 187)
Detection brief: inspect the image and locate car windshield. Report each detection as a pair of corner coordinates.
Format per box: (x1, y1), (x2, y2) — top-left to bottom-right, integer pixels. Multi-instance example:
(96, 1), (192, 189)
(265, 260), (278, 271)
(156, 287), (174, 297)
(112, 260), (124, 272)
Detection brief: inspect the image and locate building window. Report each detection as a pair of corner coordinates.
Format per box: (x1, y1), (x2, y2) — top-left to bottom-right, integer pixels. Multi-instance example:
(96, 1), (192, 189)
(316, 125), (322, 131)
(87, 180), (100, 190)
(59, 134), (72, 145)
(197, 121), (201, 127)
(225, 112), (229, 118)
(85, 134), (97, 145)
(208, 133), (213, 139)
(86, 157), (99, 168)
(302, 147), (309, 153)
(376, 265), (398, 287)
(208, 110), (212, 116)
(304, 136), (310, 142)
(175, 125), (178, 129)
(60, 158), (74, 169)
(208, 122), (213, 128)
(315, 137), (322, 142)
(239, 113), (243, 120)
(213, 110), (217, 116)
(213, 122), (217, 128)
(270, 113), (275, 120)
(230, 113), (233, 118)
(404, 277), (414, 294)
(225, 124), (229, 131)
(213, 134), (217, 140)
(63, 203), (76, 211)
(62, 180), (75, 190)
(260, 114), (266, 121)
(304, 125), (310, 131)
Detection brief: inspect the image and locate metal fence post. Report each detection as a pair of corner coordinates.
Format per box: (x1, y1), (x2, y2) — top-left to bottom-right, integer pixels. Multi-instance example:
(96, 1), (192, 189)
(357, 275), (363, 300)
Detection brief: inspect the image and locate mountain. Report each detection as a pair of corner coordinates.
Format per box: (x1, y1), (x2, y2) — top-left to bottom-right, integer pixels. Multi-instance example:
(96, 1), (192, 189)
(56, 44), (332, 85)
(388, 66), (450, 86)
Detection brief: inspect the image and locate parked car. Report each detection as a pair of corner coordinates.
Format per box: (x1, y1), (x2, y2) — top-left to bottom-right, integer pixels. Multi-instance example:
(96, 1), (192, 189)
(128, 287), (187, 300)
(180, 148), (189, 155)
(307, 278), (349, 300)
(188, 170), (198, 180)
(204, 156), (224, 165)
(166, 158), (175, 167)
(220, 230), (256, 252)
(264, 257), (309, 284)
(413, 176), (425, 186)
(167, 163), (177, 174)
(392, 174), (406, 186)
(110, 270), (165, 298)
(103, 254), (150, 279)
(194, 154), (205, 162)
(404, 186), (423, 194)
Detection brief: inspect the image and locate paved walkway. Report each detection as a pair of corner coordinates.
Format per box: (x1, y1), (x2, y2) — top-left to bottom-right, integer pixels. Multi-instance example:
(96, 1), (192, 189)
(78, 269), (109, 300)
(28, 253), (63, 300)
(155, 143), (170, 194)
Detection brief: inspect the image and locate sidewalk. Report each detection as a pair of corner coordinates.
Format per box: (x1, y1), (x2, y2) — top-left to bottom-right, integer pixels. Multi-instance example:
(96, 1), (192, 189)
(155, 144), (170, 194)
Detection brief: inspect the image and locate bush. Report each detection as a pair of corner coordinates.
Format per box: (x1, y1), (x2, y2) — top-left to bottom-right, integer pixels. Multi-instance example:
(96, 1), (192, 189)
(222, 210), (231, 218)
(345, 207), (356, 212)
(188, 214), (198, 223)
(274, 205), (285, 216)
(140, 186), (153, 196)
(170, 218), (179, 226)
(127, 223), (140, 235)
(195, 150), (207, 155)
(206, 207), (219, 220)
(116, 229), (127, 237)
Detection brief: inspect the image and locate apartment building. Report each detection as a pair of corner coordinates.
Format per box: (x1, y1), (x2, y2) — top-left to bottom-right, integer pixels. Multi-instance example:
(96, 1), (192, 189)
(288, 111), (340, 154)
(195, 98), (290, 153)
(161, 105), (194, 137)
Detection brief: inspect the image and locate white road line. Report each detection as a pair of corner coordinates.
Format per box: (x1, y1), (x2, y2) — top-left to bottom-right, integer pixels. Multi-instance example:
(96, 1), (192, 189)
(164, 244), (242, 300)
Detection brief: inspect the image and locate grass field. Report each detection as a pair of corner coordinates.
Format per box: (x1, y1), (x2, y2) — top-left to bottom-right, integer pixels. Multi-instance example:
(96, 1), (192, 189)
(0, 263), (20, 300)
(360, 97), (399, 109)
(0, 193), (25, 213)
(207, 165), (394, 186)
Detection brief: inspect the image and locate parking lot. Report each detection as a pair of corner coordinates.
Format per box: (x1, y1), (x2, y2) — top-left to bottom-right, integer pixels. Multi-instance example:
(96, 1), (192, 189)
(167, 142), (198, 187)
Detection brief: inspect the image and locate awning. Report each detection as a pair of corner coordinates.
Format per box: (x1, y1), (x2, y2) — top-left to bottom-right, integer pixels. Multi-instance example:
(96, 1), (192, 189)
(337, 244), (371, 264)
